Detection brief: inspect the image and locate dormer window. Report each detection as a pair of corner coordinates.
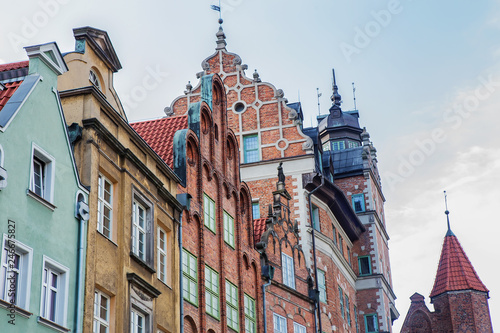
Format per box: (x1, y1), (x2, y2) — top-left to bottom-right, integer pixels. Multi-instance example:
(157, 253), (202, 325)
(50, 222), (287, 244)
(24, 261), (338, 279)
(348, 140), (360, 148)
(89, 70), (101, 90)
(332, 140), (345, 151)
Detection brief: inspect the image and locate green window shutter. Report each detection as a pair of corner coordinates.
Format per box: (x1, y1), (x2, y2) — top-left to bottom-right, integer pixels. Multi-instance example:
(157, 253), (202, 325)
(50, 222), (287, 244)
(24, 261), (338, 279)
(182, 249), (198, 306)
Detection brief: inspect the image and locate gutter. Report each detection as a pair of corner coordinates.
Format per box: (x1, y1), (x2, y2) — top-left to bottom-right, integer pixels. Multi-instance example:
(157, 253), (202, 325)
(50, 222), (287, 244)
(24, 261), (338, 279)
(75, 197), (89, 333)
(262, 279), (272, 333)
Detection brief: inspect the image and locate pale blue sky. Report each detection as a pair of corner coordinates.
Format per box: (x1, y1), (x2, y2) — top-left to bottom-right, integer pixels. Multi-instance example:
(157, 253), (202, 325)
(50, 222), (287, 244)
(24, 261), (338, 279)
(1, 1), (499, 331)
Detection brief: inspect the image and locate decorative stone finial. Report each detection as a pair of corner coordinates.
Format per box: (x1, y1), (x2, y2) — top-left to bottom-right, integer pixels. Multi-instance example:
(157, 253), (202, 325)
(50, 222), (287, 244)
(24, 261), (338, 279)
(184, 81), (192, 94)
(164, 107), (173, 117)
(216, 26), (227, 51)
(253, 69), (261, 82)
(361, 127), (370, 145)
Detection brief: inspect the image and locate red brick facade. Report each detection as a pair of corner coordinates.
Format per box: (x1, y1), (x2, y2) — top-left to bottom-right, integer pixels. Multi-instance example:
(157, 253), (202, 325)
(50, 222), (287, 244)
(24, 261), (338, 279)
(166, 26), (399, 332)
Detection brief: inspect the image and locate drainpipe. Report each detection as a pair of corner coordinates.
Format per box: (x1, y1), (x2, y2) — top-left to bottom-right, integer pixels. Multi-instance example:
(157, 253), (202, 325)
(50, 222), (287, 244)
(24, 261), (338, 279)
(308, 174), (324, 333)
(76, 198), (89, 333)
(262, 278), (272, 333)
(177, 193), (191, 333)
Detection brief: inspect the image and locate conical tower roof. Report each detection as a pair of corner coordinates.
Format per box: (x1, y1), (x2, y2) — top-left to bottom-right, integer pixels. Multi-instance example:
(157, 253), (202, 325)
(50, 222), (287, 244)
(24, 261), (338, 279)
(429, 232), (488, 298)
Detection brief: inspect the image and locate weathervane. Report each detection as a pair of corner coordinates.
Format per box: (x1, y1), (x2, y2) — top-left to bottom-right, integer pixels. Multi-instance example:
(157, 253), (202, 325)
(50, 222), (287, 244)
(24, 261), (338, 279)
(443, 190), (454, 236)
(211, 0), (223, 25)
(352, 82), (357, 110)
(317, 88), (322, 115)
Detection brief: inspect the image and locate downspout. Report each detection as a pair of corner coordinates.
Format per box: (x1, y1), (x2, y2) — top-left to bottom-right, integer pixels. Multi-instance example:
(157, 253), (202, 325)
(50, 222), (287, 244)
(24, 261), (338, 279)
(177, 193), (191, 333)
(262, 278), (272, 333)
(76, 198), (89, 333)
(308, 174), (324, 333)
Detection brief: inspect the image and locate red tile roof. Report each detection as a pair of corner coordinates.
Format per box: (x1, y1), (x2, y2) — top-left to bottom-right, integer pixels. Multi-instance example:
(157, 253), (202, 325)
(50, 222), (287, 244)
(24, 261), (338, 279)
(0, 81), (23, 112)
(254, 218), (267, 245)
(131, 115), (188, 168)
(0, 61), (29, 71)
(0, 61), (29, 113)
(430, 234), (488, 298)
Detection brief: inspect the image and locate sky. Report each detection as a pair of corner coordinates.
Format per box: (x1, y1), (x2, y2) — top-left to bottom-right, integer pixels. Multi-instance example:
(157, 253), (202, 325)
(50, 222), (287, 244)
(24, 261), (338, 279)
(1, 0), (499, 331)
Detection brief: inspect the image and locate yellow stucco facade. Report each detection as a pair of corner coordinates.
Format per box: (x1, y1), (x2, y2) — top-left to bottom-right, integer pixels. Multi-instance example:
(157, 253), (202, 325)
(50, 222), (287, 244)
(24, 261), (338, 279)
(58, 27), (181, 333)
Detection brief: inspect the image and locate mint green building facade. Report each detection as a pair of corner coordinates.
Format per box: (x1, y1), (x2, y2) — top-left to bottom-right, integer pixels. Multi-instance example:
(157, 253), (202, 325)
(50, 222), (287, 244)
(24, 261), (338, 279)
(0, 43), (88, 332)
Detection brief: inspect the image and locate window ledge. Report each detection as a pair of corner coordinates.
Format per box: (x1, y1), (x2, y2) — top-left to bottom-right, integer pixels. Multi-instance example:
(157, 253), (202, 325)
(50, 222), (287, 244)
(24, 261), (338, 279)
(97, 230), (118, 247)
(0, 299), (33, 318)
(27, 190), (56, 211)
(37, 316), (70, 332)
(130, 252), (156, 274)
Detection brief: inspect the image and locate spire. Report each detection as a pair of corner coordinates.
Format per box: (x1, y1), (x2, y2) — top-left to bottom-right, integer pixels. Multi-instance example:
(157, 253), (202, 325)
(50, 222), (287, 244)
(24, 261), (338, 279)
(429, 231), (489, 298)
(443, 191), (455, 237)
(331, 68), (342, 107)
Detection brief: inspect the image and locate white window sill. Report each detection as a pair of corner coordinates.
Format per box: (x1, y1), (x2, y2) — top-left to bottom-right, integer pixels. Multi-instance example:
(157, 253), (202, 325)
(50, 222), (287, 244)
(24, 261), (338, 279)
(37, 316), (70, 332)
(27, 190), (56, 211)
(0, 298), (33, 318)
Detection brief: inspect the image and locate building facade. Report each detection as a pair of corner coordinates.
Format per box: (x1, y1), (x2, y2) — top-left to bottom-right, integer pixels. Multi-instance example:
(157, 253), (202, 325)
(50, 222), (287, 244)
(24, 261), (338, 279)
(0, 43), (89, 332)
(166, 25), (398, 332)
(401, 220), (493, 332)
(57, 27), (183, 333)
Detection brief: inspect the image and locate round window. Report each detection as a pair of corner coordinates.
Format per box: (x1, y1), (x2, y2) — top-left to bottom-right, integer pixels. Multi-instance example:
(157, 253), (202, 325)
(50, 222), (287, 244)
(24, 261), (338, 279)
(234, 102), (245, 113)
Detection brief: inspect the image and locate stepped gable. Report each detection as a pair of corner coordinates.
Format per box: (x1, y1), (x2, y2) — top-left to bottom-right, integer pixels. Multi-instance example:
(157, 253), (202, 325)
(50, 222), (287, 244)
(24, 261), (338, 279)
(131, 115), (188, 168)
(0, 61), (29, 112)
(430, 233), (489, 298)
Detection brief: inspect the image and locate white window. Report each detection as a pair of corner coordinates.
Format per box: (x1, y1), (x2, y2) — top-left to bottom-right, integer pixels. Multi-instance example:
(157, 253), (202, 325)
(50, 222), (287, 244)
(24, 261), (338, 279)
(281, 253), (295, 289)
(130, 308), (146, 333)
(89, 69), (101, 90)
(252, 201), (260, 219)
(157, 227), (169, 285)
(40, 256), (69, 326)
(0, 234), (33, 310)
(97, 174), (113, 239)
(93, 290), (110, 333)
(293, 322), (306, 333)
(29, 144), (55, 203)
(273, 313), (287, 333)
(132, 201), (147, 261)
(318, 269), (326, 303)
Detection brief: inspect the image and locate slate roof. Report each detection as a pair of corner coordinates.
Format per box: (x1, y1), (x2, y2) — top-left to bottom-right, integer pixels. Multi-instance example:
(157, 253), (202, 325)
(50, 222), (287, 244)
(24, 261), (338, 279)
(0, 61), (29, 113)
(429, 233), (489, 298)
(253, 218), (267, 245)
(131, 115), (188, 168)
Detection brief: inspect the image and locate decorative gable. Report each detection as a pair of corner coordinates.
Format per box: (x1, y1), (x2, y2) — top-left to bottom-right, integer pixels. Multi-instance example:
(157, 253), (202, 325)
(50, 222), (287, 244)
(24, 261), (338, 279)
(24, 42), (68, 75)
(73, 26), (122, 72)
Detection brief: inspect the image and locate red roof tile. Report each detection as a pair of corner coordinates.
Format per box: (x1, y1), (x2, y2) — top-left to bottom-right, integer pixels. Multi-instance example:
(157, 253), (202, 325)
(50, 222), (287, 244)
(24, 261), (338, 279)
(131, 115), (188, 168)
(254, 218), (267, 245)
(430, 234), (488, 298)
(0, 61), (29, 113)
(0, 61), (29, 71)
(0, 81), (23, 112)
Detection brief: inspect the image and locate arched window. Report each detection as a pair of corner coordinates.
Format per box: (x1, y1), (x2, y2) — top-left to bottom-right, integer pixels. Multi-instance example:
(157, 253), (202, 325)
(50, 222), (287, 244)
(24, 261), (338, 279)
(89, 69), (101, 90)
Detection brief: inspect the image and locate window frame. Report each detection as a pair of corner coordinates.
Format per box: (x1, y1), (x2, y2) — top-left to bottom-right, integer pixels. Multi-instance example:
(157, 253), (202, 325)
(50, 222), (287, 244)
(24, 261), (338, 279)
(354, 306), (360, 333)
(223, 211), (235, 248)
(352, 194), (365, 213)
(157, 227), (170, 285)
(332, 140), (345, 151)
(358, 256), (372, 276)
(243, 134), (259, 163)
(205, 265), (220, 319)
(318, 269), (327, 303)
(339, 286), (344, 319)
(364, 314), (378, 333)
(29, 143), (55, 204)
(312, 204), (320, 231)
(226, 279), (239, 331)
(132, 200), (147, 261)
(0, 234), (33, 310)
(273, 313), (287, 333)
(89, 69), (102, 91)
(93, 289), (110, 333)
(281, 253), (295, 289)
(40, 256), (70, 327)
(244, 294), (256, 333)
(293, 322), (306, 333)
(252, 201), (260, 219)
(130, 189), (154, 269)
(322, 141), (330, 152)
(130, 307), (146, 333)
(346, 294), (351, 325)
(332, 224), (337, 245)
(182, 249), (198, 306)
(97, 174), (113, 239)
(203, 193), (216, 233)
